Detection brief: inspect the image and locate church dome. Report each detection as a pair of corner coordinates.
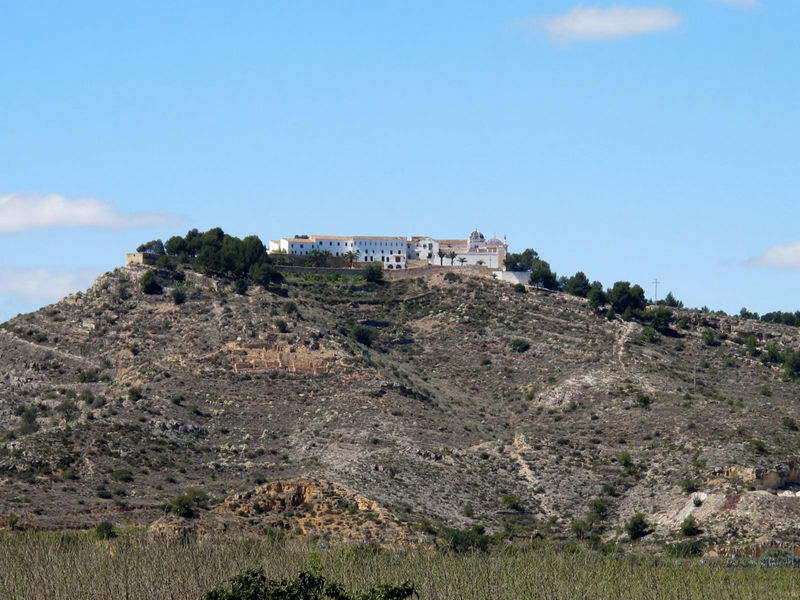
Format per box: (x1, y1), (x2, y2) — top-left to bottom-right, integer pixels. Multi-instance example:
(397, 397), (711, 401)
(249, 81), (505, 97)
(487, 236), (503, 245)
(469, 229), (485, 242)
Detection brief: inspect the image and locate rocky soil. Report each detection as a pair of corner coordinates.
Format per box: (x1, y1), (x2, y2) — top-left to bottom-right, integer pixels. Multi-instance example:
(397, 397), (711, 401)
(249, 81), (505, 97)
(1, 263), (800, 553)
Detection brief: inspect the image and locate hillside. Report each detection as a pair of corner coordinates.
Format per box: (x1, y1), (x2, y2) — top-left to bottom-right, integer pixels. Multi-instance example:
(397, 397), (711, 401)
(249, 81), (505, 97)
(2, 263), (800, 553)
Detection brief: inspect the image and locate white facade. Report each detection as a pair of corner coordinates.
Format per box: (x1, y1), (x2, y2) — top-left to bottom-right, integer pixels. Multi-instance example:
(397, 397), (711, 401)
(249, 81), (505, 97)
(269, 229), (507, 270)
(269, 235), (409, 268)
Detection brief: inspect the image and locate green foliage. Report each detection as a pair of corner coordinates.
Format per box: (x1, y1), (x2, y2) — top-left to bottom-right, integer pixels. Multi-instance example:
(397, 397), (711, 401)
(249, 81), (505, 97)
(512, 283), (526, 294)
(607, 282), (646, 314)
(501, 494), (523, 511)
(139, 270), (162, 295)
(641, 307), (674, 334)
(528, 259), (558, 290)
(625, 513), (650, 541)
(563, 272), (591, 298)
(701, 329), (719, 347)
(111, 469), (133, 483)
(56, 399), (78, 422)
(744, 335), (759, 356)
(234, 279), (248, 295)
(442, 525), (491, 553)
(172, 288), (186, 305)
(95, 521), (117, 540)
(617, 451), (633, 469)
(165, 235), (187, 256)
(443, 272), (460, 282)
(137, 239), (165, 254)
(662, 292), (683, 308)
(18, 406), (39, 435)
(503, 248), (538, 272)
(274, 319), (288, 333)
(201, 568), (415, 600)
(781, 417), (798, 431)
(166, 489), (209, 518)
(587, 497), (609, 522)
(666, 540), (702, 558)
(680, 478), (698, 494)
(680, 515), (701, 537)
(350, 325), (376, 347)
(588, 288), (608, 310)
(128, 387), (143, 402)
(749, 439), (768, 454)
(635, 394), (651, 409)
(509, 339), (530, 353)
(363, 262), (384, 283)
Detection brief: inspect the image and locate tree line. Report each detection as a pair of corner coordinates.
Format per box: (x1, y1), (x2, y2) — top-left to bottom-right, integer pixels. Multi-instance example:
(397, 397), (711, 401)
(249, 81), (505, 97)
(137, 228), (282, 286)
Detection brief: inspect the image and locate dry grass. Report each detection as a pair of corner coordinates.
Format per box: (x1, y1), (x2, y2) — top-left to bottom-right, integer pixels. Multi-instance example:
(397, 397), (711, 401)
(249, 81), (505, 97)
(0, 534), (797, 599)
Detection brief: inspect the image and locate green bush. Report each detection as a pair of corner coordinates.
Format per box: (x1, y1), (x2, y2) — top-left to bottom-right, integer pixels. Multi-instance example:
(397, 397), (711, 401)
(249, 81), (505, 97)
(363, 262), (384, 283)
(127, 387), (143, 402)
(111, 469), (133, 483)
(139, 271), (162, 295)
(274, 319), (288, 333)
(441, 525), (491, 553)
(680, 515), (701, 537)
(166, 489), (209, 518)
(510, 339), (530, 353)
(512, 283), (526, 294)
(201, 568), (415, 600)
(350, 324), (376, 347)
(625, 513), (650, 541)
(680, 478), (698, 494)
(172, 288), (186, 305)
(95, 521), (117, 540)
(234, 279), (248, 295)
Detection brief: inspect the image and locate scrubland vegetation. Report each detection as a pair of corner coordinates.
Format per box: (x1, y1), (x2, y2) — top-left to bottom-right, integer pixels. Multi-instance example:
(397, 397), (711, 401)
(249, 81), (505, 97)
(0, 534), (798, 600)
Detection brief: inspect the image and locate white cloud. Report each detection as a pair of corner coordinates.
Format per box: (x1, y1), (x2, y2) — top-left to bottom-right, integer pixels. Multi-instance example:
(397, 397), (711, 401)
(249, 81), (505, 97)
(746, 242), (800, 269)
(0, 268), (97, 301)
(0, 192), (177, 232)
(528, 4), (681, 42)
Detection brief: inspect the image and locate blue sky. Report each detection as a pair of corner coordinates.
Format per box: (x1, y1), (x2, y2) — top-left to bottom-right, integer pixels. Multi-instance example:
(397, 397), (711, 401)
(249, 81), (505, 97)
(1, 0), (797, 321)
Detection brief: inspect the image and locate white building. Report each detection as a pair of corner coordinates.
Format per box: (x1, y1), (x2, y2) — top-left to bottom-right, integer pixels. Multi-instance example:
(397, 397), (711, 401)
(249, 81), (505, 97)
(269, 235), (408, 269)
(269, 229), (507, 270)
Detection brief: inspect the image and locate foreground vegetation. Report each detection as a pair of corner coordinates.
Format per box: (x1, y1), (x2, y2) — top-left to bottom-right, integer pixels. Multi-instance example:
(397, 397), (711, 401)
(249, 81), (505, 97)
(0, 534), (798, 600)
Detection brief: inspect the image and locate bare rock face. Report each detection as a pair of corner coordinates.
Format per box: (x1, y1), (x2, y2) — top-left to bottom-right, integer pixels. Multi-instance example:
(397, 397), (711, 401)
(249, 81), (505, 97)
(2, 264), (800, 553)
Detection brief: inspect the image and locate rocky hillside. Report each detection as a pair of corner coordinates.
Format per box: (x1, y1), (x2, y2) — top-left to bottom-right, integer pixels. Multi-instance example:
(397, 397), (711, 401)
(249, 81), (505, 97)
(2, 264), (800, 552)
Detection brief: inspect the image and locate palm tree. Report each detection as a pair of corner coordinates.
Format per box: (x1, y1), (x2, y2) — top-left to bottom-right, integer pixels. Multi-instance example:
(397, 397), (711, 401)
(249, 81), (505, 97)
(447, 251), (457, 266)
(343, 250), (357, 269)
(476, 259), (485, 266)
(437, 249), (446, 266)
(458, 257), (467, 266)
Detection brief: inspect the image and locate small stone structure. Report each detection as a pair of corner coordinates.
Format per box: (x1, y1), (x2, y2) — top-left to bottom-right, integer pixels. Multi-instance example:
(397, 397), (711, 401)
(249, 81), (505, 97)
(125, 252), (158, 266)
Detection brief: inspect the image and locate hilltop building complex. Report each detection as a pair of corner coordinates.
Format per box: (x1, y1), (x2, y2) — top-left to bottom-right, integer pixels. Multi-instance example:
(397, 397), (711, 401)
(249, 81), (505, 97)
(268, 230), (507, 269)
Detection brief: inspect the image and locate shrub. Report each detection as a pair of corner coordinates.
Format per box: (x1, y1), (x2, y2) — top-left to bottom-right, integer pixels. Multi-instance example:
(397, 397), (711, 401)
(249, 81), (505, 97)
(680, 515), (701, 537)
(701, 329), (719, 347)
(587, 497), (609, 521)
(635, 394), (651, 409)
(283, 301), (298, 314)
(139, 271), (162, 295)
(172, 288), (186, 305)
(127, 387), (143, 402)
(234, 278), (248, 295)
(501, 494), (523, 511)
(274, 319), (288, 333)
(95, 521), (117, 540)
(111, 469), (133, 483)
(617, 451), (633, 469)
(166, 488), (210, 518)
(442, 525), (491, 553)
(512, 283), (526, 294)
(201, 568), (415, 600)
(18, 407), (39, 435)
(666, 540), (702, 558)
(350, 324), (376, 347)
(750, 439), (768, 454)
(443, 272), (460, 283)
(363, 262), (384, 283)
(680, 478), (698, 494)
(782, 417), (798, 431)
(510, 339), (530, 353)
(625, 513), (650, 540)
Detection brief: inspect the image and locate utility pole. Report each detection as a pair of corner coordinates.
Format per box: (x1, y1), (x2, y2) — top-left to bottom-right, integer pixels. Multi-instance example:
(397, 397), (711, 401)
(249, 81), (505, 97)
(652, 278), (660, 302)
